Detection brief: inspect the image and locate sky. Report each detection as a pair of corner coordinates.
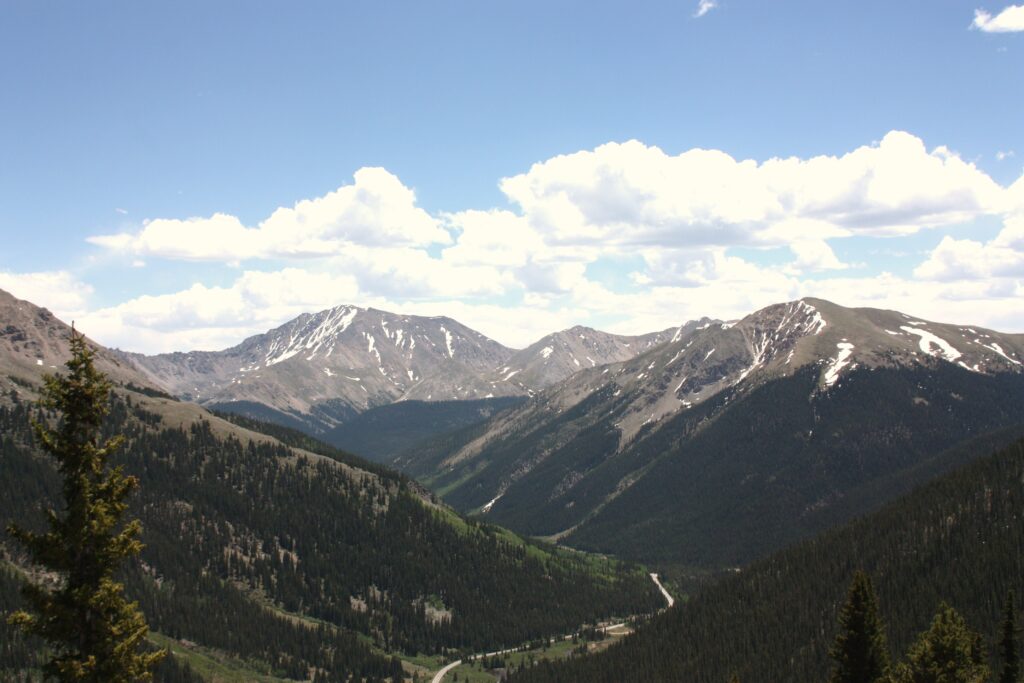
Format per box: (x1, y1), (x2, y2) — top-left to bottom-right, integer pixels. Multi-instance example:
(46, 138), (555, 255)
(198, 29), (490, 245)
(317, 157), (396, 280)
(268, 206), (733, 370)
(1, 1), (1023, 354)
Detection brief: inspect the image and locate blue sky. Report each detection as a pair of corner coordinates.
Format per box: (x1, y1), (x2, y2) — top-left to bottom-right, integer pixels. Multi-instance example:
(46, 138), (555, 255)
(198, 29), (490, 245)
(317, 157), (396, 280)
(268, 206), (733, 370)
(1, 1), (1023, 352)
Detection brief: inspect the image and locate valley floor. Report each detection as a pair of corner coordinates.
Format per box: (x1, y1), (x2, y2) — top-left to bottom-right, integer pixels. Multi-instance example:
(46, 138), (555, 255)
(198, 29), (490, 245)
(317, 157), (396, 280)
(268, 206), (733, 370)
(429, 573), (674, 683)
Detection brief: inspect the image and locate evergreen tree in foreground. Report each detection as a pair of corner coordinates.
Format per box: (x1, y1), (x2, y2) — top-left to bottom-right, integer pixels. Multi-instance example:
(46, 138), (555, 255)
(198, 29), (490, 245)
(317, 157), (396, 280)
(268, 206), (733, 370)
(829, 571), (891, 683)
(6, 327), (164, 681)
(889, 603), (988, 683)
(999, 590), (1020, 683)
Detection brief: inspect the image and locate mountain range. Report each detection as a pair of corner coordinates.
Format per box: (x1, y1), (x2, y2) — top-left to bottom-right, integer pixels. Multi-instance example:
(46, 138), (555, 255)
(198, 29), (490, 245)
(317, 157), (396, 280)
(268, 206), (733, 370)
(8, 287), (1024, 574)
(118, 304), (682, 434)
(397, 298), (1024, 566)
(0, 287), (661, 681)
(4, 284), (1024, 681)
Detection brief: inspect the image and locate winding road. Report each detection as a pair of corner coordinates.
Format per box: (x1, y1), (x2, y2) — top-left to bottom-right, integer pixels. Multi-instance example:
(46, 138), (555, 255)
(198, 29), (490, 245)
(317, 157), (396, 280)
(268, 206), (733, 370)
(429, 572), (674, 683)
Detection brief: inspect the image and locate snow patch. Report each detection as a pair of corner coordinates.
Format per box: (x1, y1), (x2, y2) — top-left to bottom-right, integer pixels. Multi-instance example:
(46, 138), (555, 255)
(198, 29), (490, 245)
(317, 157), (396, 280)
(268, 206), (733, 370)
(481, 493), (504, 513)
(900, 326), (961, 362)
(540, 346), (553, 359)
(986, 342), (1021, 366)
(440, 326), (455, 358)
(266, 348), (300, 366)
(824, 342), (855, 387)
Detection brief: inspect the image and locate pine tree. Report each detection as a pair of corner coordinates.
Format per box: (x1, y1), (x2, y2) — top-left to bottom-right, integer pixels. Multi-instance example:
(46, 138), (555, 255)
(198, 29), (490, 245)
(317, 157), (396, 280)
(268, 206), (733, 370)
(6, 327), (164, 681)
(1000, 590), (1021, 683)
(890, 603), (989, 683)
(829, 571), (891, 683)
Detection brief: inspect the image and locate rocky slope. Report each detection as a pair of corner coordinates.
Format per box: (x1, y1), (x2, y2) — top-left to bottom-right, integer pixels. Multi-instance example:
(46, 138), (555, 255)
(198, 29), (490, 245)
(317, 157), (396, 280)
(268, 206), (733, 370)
(0, 288), (168, 402)
(481, 323), (701, 394)
(120, 304), (690, 433)
(409, 298), (1024, 566)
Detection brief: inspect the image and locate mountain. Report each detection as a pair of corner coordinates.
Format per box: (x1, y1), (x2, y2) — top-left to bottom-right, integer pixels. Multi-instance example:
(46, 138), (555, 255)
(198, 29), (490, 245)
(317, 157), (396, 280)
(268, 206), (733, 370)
(0, 288), (662, 681)
(409, 298), (1024, 567)
(0, 288), (167, 400)
(120, 304), (690, 435)
(508, 435), (1024, 683)
(480, 324), (690, 394)
(120, 306), (517, 433)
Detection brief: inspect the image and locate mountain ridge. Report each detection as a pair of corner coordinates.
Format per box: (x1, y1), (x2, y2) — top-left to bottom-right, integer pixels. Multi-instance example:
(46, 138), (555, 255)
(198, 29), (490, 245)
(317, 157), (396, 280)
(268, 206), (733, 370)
(407, 297), (1024, 566)
(115, 301), (695, 433)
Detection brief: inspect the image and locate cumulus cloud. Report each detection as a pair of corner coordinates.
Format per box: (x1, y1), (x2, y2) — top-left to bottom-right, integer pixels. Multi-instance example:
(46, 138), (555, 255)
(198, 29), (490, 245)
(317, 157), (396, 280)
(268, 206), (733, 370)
(915, 215), (1024, 281)
(78, 269), (361, 353)
(58, 130), (1024, 351)
(498, 132), (1005, 271)
(0, 270), (93, 317)
(694, 1), (718, 18)
(788, 239), (848, 272)
(972, 5), (1024, 32)
(88, 168), (449, 262)
(71, 265), (583, 353)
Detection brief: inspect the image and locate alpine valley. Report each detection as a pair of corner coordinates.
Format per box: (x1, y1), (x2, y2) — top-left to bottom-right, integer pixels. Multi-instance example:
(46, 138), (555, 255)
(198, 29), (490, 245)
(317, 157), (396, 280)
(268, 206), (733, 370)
(3, 286), (1024, 682)
(97, 291), (1024, 569)
(0, 288), (663, 682)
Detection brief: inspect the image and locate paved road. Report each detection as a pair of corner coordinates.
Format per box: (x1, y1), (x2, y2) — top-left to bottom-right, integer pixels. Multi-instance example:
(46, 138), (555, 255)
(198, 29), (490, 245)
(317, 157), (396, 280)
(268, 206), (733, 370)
(430, 659), (462, 683)
(430, 572), (674, 683)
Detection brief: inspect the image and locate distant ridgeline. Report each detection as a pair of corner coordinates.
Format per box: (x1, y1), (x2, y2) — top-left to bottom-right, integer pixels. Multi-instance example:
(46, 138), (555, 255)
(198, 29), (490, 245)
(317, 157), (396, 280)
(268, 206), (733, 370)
(507, 438), (1024, 683)
(0, 393), (660, 681)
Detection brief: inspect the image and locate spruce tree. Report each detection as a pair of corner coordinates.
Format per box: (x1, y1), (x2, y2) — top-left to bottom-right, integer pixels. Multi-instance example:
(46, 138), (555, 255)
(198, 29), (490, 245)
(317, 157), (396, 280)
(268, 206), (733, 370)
(829, 571), (891, 683)
(890, 603), (989, 683)
(6, 327), (164, 681)
(1000, 590), (1021, 683)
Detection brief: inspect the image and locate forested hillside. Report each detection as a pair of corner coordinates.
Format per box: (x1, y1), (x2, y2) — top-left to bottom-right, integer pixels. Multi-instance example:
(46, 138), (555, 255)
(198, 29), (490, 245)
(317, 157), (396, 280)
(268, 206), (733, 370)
(427, 361), (1024, 568)
(508, 438), (1024, 682)
(0, 390), (660, 681)
(319, 396), (525, 462)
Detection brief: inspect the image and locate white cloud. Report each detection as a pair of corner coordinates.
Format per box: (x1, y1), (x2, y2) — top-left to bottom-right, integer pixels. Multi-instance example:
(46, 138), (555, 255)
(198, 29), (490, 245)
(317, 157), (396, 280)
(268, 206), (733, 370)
(88, 168), (449, 262)
(499, 132), (1006, 267)
(54, 130), (1024, 352)
(78, 269), (361, 353)
(915, 215), (1024, 281)
(788, 239), (848, 272)
(441, 210), (543, 267)
(694, 0), (718, 18)
(0, 271), (93, 318)
(996, 150), (1015, 161)
(333, 245), (515, 299)
(972, 5), (1024, 32)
